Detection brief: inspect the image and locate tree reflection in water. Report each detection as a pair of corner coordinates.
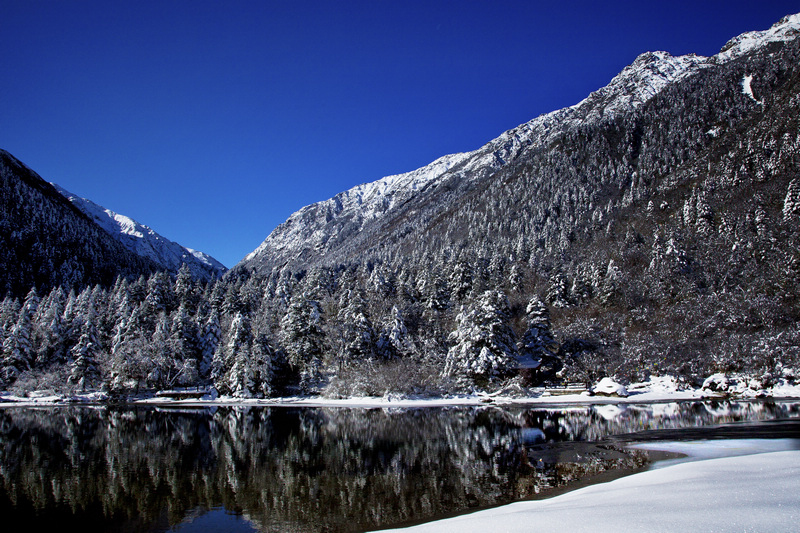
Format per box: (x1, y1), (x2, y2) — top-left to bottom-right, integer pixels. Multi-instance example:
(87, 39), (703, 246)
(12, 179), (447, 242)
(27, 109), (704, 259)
(0, 401), (797, 532)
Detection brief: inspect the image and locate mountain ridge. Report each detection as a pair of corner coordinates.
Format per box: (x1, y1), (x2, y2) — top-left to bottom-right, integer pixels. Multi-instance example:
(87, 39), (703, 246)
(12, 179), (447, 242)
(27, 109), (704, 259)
(0, 148), (161, 297)
(238, 13), (800, 274)
(54, 184), (227, 280)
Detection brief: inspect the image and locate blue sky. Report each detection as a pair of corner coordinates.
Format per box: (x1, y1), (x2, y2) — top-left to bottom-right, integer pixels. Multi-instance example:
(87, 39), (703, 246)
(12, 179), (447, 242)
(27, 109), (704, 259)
(2, 1), (797, 268)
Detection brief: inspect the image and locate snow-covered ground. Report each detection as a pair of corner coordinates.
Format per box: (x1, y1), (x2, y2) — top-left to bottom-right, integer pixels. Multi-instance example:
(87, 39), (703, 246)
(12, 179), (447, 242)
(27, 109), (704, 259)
(377, 439), (800, 533)
(1, 375), (799, 408)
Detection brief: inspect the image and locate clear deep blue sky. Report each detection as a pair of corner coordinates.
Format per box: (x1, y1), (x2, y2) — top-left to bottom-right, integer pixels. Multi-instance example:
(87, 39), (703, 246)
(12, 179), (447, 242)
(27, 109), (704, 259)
(2, 1), (797, 268)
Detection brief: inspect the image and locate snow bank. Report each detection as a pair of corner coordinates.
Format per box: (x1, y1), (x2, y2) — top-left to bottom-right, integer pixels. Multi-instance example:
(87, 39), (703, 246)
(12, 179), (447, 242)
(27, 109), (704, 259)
(590, 377), (628, 397)
(379, 442), (800, 532)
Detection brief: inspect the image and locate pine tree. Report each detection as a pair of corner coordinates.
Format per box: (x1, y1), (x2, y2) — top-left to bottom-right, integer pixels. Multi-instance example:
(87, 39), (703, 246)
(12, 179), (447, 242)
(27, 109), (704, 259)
(212, 312), (255, 395)
(783, 178), (800, 221)
(279, 294), (325, 391)
(33, 286), (67, 366)
(198, 309), (221, 381)
(148, 313), (174, 389)
(68, 319), (103, 391)
(175, 263), (195, 304)
(2, 311), (33, 384)
(598, 259), (622, 307)
(444, 290), (518, 382)
(171, 303), (198, 366)
(376, 306), (411, 359)
(145, 271), (176, 314)
(546, 271), (571, 308)
(518, 297), (561, 383)
(337, 291), (377, 363)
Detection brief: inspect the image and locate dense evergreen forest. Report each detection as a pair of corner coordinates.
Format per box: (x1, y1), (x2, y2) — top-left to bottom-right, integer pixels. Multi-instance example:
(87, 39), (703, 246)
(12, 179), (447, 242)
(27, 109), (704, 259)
(1, 17), (799, 398)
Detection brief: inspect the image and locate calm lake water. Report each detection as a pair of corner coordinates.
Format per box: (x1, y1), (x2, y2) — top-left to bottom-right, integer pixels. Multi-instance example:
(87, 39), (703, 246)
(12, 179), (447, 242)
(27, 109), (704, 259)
(0, 400), (798, 532)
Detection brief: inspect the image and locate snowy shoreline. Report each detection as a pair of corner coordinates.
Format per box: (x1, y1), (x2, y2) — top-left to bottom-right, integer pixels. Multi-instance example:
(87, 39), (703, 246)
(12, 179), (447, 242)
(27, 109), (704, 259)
(2, 389), (799, 409)
(2, 375), (799, 409)
(375, 440), (800, 532)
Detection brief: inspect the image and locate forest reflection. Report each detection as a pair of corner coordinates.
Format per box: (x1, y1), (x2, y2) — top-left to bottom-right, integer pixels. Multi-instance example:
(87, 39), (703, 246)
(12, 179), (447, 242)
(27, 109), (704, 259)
(0, 401), (798, 532)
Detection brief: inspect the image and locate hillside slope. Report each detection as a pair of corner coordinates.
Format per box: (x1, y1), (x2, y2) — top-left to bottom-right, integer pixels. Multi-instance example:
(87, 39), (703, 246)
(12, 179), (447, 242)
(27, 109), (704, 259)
(224, 13), (800, 393)
(0, 149), (160, 297)
(238, 14), (800, 276)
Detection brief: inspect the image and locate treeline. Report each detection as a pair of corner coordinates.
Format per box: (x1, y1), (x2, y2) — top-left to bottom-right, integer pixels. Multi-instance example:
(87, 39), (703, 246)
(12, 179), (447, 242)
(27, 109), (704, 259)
(0, 259), (565, 397)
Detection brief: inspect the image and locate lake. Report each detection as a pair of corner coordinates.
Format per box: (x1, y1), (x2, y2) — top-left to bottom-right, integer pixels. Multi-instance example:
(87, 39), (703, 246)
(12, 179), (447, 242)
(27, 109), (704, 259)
(0, 400), (798, 532)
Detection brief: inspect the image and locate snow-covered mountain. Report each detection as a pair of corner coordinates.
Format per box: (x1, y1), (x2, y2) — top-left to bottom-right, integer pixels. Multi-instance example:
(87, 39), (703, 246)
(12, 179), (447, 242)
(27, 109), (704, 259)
(0, 149), (162, 297)
(239, 13), (800, 273)
(55, 185), (227, 281)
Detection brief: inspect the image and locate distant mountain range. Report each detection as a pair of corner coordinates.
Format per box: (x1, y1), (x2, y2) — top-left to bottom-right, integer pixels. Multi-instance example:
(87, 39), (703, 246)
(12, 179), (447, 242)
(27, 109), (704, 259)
(54, 184), (226, 281)
(237, 14), (800, 275)
(0, 148), (224, 299)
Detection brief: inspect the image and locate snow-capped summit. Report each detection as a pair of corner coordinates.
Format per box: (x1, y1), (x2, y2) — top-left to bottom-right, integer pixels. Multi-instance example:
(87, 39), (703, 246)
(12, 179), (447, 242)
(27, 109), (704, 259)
(55, 184), (227, 280)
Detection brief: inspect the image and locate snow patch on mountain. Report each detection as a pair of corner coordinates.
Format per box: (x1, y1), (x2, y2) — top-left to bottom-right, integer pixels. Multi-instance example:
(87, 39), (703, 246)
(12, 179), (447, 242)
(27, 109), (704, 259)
(741, 74), (763, 105)
(54, 184), (227, 280)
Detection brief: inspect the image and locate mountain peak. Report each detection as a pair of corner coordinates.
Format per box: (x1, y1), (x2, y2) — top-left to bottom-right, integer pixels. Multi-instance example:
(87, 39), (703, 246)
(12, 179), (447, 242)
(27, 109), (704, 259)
(571, 50), (707, 121)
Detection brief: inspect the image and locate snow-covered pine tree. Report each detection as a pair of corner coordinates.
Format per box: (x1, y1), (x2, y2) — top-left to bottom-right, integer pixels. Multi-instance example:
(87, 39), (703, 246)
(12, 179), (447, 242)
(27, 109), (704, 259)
(376, 306), (411, 359)
(444, 290), (518, 382)
(174, 263), (195, 304)
(0, 287), (40, 383)
(212, 311), (257, 396)
(223, 333), (275, 398)
(337, 290), (377, 364)
(197, 308), (221, 381)
(598, 259), (622, 307)
(279, 294), (325, 392)
(783, 178), (800, 221)
(0, 296), (21, 342)
(32, 286), (67, 366)
(68, 318), (103, 391)
(518, 297), (561, 383)
(2, 308), (33, 384)
(545, 271), (571, 308)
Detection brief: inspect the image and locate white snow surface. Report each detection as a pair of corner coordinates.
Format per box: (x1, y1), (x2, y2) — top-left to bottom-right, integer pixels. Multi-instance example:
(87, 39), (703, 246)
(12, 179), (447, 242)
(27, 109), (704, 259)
(54, 183), (227, 279)
(379, 443), (800, 533)
(590, 377), (629, 397)
(741, 74), (764, 105)
(242, 13), (800, 268)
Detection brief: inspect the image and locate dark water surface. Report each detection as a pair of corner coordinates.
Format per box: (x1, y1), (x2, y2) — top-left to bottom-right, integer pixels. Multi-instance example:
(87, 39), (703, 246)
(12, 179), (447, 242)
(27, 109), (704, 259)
(0, 400), (798, 532)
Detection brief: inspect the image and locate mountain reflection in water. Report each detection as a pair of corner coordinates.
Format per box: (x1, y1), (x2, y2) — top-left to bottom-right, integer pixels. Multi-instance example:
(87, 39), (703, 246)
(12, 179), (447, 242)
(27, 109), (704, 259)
(0, 400), (798, 532)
